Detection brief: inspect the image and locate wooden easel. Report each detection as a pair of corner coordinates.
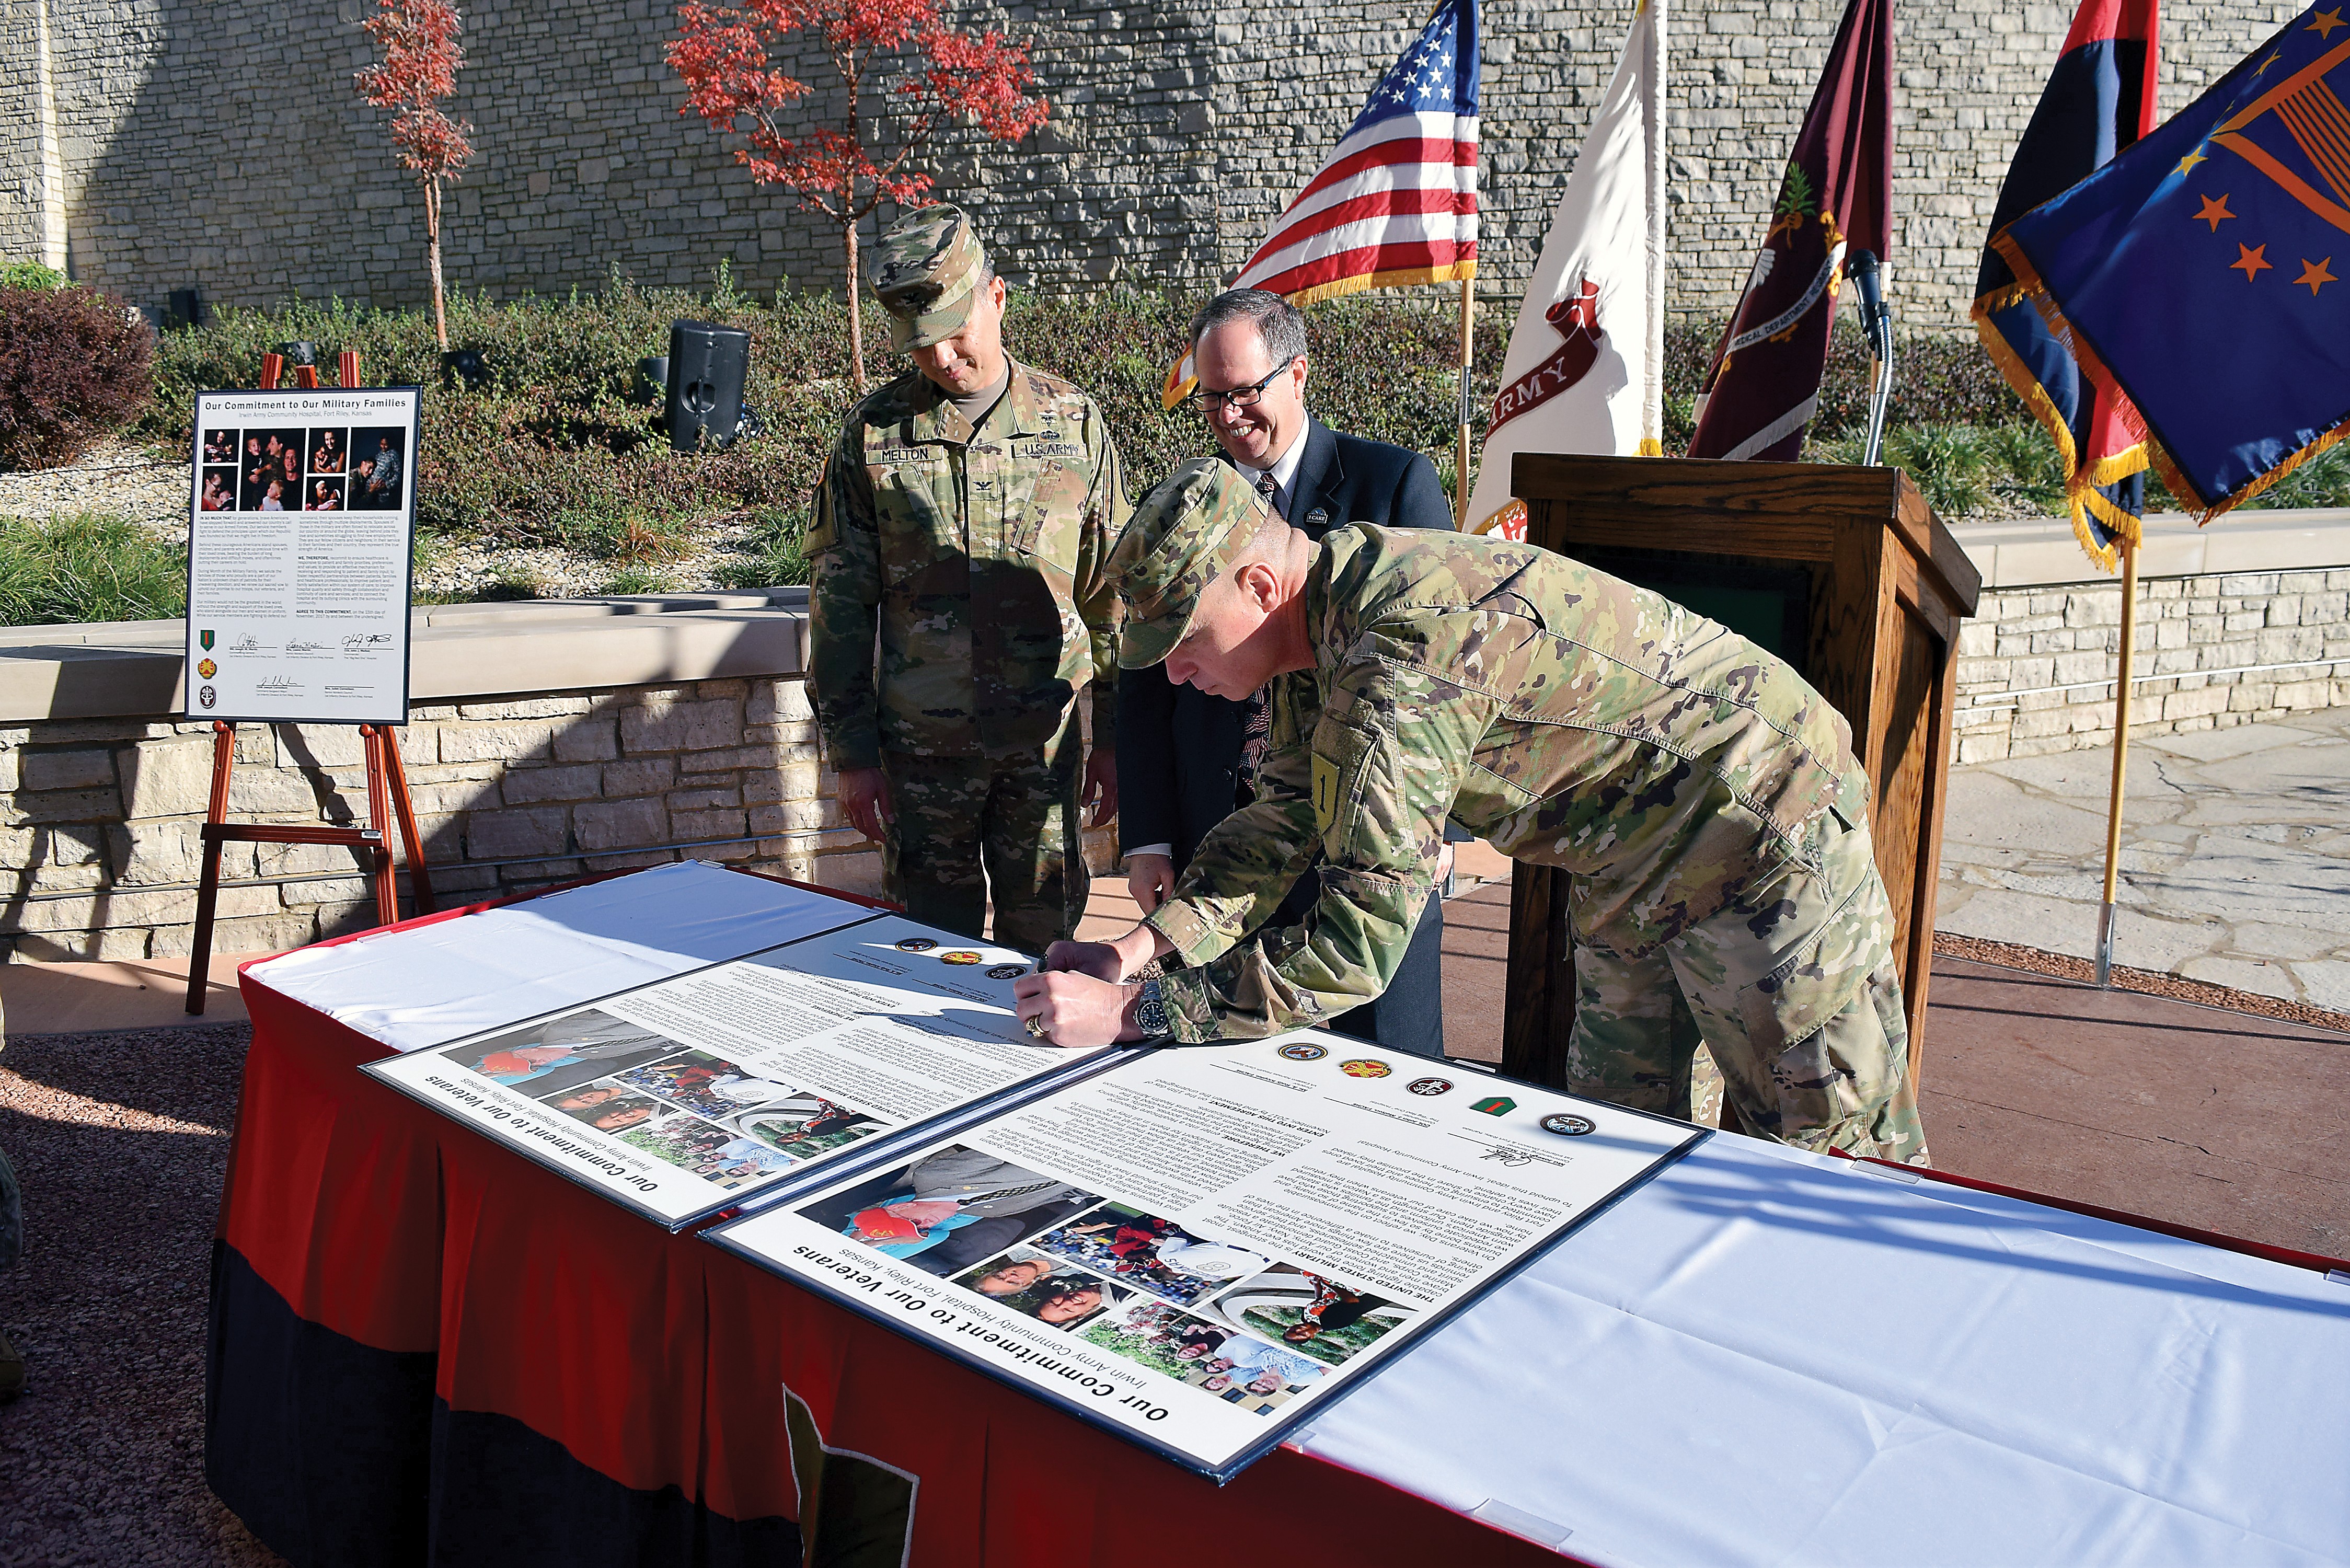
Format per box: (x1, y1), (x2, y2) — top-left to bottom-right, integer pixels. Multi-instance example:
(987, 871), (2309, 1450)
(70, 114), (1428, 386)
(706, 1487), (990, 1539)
(185, 350), (437, 1014)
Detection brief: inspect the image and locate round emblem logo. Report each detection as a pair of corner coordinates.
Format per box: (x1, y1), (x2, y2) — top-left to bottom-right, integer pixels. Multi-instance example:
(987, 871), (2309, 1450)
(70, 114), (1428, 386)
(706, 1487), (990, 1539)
(1275, 1043), (1327, 1062)
(986, 963), (1028, 979)
(197, 658), (217, 679)
(895, 937), (937, 952)
(938, 951), (984, 965)
(1339, 1059), (1391, 1079)
(1540, 1113), (1597, 1136)
(199, 685), (216, 709)
(1406, 1077), (1453, 1096)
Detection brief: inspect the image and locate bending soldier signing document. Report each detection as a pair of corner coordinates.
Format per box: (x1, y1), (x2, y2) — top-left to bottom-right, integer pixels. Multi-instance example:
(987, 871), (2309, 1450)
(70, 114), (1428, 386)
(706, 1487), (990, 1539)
(1122, 289), (1456, 1059)
(1015, 460), (1928, 1164)
(808, 205), (1127, 949)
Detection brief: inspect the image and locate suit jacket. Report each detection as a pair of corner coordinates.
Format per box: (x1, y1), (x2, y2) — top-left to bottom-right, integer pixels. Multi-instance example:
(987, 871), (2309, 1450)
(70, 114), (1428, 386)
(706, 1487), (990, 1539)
(1118, 418), (1453, 870)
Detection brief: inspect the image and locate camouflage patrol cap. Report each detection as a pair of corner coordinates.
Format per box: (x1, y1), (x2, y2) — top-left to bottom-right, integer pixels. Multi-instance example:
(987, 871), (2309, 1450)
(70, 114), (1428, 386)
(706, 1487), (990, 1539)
(870, 204), (992, 351)
(1105, 458), (1272, 670)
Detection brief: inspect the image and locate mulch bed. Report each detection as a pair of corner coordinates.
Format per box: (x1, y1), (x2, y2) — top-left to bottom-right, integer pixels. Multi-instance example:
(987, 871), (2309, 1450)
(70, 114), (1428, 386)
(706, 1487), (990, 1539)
(1933, 932), (2350, 1037)
(0, 1023), (283, 1567)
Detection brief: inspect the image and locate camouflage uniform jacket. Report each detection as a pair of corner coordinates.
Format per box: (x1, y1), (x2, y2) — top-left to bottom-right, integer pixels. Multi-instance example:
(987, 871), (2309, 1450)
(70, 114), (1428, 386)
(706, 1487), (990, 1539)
(1147, 525), (1872, 1042)
(806, 361), (1128, 770)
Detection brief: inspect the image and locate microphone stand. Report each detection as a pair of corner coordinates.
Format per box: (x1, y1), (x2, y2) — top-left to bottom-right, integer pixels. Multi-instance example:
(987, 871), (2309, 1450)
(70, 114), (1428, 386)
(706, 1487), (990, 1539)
(1861, 276), (1895, 468)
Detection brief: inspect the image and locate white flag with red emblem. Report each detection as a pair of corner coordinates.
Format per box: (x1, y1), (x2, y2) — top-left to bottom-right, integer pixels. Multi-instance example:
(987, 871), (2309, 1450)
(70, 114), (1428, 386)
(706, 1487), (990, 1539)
(1461, 0), (1666, 538)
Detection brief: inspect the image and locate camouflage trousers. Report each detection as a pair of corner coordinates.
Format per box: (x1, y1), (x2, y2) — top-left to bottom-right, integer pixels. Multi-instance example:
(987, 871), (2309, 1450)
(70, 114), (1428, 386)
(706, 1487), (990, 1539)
(880, 728), (1089, 954)
(1564, 805), (1930, 1166)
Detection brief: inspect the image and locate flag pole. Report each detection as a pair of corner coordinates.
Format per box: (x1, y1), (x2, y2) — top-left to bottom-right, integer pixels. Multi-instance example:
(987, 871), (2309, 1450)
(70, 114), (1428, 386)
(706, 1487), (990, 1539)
(1455, 273), (1476, 526)
(2093, 534), (2139, 987)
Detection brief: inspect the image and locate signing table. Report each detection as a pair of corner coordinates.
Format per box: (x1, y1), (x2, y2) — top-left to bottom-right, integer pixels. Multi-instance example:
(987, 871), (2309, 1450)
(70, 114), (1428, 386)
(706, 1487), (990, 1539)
(207, 862), (2350, 1567)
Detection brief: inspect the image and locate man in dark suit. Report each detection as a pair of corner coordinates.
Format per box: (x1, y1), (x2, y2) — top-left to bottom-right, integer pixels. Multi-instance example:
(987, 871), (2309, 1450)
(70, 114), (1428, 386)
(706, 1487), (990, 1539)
(1118, 288), (1455, 1059)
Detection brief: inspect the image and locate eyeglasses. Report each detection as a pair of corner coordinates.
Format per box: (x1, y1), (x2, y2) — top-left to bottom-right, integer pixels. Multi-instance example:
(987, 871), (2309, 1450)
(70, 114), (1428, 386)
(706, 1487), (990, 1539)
(1185, 358), (1297, 415)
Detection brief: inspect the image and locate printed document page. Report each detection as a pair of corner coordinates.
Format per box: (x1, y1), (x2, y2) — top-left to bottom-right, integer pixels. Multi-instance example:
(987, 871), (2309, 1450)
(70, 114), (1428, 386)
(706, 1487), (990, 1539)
(363, 914), (1110, 1228)
(711, 1033), (1701, 1477)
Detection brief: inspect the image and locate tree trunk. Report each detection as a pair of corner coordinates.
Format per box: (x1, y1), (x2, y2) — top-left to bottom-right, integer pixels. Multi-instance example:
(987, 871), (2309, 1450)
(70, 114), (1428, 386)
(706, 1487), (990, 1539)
(424, 178), (449, 353)
(844, 217), (865, 396)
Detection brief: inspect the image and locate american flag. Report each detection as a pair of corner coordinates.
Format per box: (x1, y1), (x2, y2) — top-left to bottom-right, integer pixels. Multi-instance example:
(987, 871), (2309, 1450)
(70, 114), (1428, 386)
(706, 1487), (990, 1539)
(1164, 0), (1480, 406)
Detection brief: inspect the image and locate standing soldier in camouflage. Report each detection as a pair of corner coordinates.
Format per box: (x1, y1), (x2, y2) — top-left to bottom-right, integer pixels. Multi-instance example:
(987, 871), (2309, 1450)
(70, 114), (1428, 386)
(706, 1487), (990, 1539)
(807, 205), (1127, 950)
(1014, 460), (1928, 1165)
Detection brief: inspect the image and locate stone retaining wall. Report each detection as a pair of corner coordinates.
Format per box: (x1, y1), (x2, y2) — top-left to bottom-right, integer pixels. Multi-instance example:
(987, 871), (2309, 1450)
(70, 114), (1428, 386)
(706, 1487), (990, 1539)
(0, 0), (2306, 330)
(0, 673), (885, 962)
(1952, 568), (2350, 764)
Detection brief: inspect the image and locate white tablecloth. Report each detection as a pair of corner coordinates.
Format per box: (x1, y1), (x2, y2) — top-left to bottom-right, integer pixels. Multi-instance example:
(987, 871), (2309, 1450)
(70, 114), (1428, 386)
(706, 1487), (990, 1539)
(244, 864), (2350, 1568)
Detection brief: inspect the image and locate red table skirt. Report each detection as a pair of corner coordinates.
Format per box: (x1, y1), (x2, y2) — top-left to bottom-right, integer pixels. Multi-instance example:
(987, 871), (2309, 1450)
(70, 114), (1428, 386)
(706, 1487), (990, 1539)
(209, 957), (1568, 1567)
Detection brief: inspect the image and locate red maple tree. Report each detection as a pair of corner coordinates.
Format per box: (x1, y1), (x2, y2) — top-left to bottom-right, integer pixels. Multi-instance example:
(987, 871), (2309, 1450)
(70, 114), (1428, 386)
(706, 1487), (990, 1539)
(670, 0), (1049, 391)
(356, 0), (476, 352)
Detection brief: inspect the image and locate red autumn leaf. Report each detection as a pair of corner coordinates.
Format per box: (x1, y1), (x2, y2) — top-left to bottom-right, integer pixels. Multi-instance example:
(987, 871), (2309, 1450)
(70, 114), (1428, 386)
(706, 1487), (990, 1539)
(667, 0), (1050, 391)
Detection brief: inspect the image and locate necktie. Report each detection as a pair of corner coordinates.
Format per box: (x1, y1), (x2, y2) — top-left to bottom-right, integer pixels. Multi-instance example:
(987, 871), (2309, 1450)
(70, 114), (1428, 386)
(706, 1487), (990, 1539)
(1237, 472), (1278, 801)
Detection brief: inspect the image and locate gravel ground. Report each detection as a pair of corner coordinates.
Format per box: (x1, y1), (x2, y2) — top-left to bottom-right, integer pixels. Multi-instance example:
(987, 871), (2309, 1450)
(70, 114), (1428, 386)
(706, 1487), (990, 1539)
(0, 1023), (283, 1568)
(0, 440), (771, 605)
(1934, 931), (2350, 1035)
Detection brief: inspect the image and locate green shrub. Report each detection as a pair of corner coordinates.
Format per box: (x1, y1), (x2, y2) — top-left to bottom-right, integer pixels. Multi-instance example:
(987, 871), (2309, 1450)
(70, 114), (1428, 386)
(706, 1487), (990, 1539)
(0, 510), (186, 624)
(0, 261), (66, 291)
(0, 284), (155, 469)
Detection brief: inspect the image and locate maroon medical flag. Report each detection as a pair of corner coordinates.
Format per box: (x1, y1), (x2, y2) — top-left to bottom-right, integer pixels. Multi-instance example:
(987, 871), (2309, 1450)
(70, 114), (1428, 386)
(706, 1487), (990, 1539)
(1689, 0), (1894, 461)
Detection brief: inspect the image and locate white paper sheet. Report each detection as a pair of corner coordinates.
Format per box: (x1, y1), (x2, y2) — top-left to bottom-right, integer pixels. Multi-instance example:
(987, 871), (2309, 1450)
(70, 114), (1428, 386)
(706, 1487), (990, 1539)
(248, 862), (864, 1050)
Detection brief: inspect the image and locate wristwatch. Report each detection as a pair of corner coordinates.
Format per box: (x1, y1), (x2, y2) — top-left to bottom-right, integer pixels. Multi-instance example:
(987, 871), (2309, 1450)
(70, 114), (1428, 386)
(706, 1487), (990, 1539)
(1132, 977), (1171, 1040)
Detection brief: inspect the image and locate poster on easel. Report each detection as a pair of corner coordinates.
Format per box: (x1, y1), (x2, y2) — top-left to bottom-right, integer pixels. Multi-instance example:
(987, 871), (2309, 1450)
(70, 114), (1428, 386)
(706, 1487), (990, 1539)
(186, 386), (421, 723)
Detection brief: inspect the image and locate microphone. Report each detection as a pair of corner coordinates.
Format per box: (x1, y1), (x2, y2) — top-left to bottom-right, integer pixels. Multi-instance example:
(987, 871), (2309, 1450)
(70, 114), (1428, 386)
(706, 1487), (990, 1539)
(1846, 249), (1896, 466)
(1846, 249), (1890, 355)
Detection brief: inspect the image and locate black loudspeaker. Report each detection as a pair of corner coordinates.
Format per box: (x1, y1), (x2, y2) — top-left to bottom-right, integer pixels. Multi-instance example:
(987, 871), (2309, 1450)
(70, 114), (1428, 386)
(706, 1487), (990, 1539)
(167, 288), (202, 329)
(664, 321), (752, 452)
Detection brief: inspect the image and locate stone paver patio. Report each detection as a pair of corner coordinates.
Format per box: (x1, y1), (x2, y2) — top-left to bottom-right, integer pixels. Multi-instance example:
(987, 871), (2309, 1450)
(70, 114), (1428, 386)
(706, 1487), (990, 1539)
(1936, 707), (2350, 1012)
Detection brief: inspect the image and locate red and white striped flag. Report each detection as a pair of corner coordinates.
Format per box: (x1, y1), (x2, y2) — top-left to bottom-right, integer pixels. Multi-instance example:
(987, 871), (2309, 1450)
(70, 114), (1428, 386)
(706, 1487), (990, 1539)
(1163, 0), (1480, 407)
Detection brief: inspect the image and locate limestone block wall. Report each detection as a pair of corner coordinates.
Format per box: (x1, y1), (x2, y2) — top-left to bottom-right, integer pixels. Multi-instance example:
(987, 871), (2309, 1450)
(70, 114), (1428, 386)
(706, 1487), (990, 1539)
(0, 0), (2307, 331)
(1951, 568), (2350, 764)
(0, 674), (886, 961)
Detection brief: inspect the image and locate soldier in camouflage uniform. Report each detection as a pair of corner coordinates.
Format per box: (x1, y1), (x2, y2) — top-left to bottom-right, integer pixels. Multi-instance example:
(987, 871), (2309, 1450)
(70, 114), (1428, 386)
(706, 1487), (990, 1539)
(1015, 460), (1928, 1165)
(806, 205), (1128, 950)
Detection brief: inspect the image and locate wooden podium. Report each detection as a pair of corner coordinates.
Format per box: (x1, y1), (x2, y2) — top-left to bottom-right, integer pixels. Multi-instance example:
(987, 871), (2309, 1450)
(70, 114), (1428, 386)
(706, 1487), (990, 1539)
(1499, 453), (1983, 1093)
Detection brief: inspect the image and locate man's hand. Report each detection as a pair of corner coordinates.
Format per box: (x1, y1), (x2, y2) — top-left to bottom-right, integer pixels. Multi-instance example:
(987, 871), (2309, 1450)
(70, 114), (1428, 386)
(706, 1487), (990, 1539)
(1082, 748), (1120, 827)
(837, 766), (894, 845)
(1043, 940), (1124, 981)
(1012, 971), (1138, 1049)
(1126, 852), (1176, 914)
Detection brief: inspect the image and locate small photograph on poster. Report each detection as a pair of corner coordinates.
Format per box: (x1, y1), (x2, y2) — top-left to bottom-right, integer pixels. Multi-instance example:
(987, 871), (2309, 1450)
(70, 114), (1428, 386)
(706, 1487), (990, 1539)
(202, 427), (238, 465)
(304, 477), (345, 511)
(1078, 1295), (1241, 1377)
(349, 426), (407, 510)
(988, 1267), (1132, 1332)
(949, 1246), (1064, 1301)
(1028, 1204), (1274, 1309)
(618, 1111), (797, 1190)
(199, 468), (236, 512)
(239, 428), (303, 510)
(1202, 1265), (1415, 1368)
(308, 426), (349, 474)
(536, 1083), (666, 1135)
(1188, 1337), (1330, 1414)
(795, 1145), (1101, 1272)
(442, 1009), (682, 1098)
(608, 1048), (777, 1119)
(730, 1095), (885, 1162)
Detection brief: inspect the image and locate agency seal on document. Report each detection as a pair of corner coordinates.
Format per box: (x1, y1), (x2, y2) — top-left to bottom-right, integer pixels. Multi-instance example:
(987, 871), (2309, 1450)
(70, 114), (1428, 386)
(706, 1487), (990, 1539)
(986, 963), (1029, 979)
(939, 951), (984, 965)
(1275, 1043), (1327, 1062)
(1406, 1077), (1453, 1096)
(1540, 1113), (1596, 1136)
(1339, 1059), (1391, 1079)
(896, 937), (938, 952)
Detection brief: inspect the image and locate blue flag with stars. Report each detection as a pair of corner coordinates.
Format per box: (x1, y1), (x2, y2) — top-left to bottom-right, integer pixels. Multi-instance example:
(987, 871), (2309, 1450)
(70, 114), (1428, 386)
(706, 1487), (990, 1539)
(1994, 2), (2350, 518)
